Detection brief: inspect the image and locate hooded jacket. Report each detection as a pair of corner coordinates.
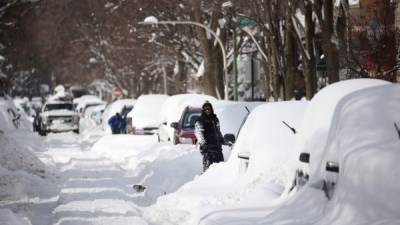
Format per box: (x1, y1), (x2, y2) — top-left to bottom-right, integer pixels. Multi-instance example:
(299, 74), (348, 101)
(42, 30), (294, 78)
(194, 102), (224, 150)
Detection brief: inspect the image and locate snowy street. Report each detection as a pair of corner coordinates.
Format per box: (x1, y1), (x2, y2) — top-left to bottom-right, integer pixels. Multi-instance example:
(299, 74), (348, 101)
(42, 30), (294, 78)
(34, 131), (204, 225)
(1, 0), (400, 224)
(1, 81), (400, 225)
(42, 132), (143, 225)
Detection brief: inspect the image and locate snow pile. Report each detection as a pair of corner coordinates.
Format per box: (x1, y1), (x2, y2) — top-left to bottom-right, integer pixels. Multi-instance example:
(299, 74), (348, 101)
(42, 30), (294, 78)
(227, 83), (400, 225)
(128, 94), (169, 129)
(0, 209), (30, 225)
(90, 134), (202, 206)
(0, 97), (31, 131)
(294, 79), (390, 176)
(313, 84), (400, 224)
(79, 104), (106, 137)
(91, 135), (159, 164)
(0, 98), (57, 224)
(0, 133), (47, 177)
(141, 79), (391, 225)
(143, 101), (308, 225)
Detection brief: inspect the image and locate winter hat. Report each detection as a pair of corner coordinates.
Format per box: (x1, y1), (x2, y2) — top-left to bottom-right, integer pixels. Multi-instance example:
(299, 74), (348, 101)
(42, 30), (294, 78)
(202, 101), (214, 114)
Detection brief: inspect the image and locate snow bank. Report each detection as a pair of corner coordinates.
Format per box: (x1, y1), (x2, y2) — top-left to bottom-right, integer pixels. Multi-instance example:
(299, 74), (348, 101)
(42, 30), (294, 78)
(79, 104), (106, 136)
(294, 79), (390, 176)
(193, 81), (398, 225)
(0, 97), (31, 132)
(0, 98), (58, 225)
(0, 209), (30, 225)
(90, 134), (202, 206)
(0, 166), (57, 201)
(91, 135), (159, 164)
(314, 84), (400, 224)
(0, 133), (47, 176)
(128, 95), (168, 129)
(143, 101), (308, 225)
(0, 98), (48, 176)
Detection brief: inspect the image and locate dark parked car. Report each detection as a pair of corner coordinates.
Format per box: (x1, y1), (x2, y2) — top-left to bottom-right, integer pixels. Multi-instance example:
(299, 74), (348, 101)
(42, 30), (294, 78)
(170, 106), (202, 145)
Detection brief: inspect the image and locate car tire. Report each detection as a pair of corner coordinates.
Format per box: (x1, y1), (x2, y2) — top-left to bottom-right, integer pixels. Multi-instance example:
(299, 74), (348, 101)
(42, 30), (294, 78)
(73, 129), (79, 134)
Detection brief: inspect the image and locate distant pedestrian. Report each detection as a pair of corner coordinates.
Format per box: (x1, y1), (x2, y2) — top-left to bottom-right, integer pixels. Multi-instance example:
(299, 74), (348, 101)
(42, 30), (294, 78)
(195, 102), (224, 172)
(108, 112), (124, 134)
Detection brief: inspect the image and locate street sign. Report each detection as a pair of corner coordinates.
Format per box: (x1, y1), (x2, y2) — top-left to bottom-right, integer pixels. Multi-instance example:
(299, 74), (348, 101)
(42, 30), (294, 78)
(113, 87), (122, 97)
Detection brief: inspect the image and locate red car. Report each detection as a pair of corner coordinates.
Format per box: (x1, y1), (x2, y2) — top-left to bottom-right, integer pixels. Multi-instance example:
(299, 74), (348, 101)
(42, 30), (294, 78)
(170, 106), (202, 144)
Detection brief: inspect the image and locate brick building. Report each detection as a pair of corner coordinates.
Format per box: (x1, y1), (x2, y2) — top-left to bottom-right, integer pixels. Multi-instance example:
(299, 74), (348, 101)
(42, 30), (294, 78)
(349, 0), (396, 81)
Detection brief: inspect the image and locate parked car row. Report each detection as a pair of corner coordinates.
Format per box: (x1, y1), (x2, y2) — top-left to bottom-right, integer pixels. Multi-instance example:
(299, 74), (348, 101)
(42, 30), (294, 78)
(29, 91), (262, 144)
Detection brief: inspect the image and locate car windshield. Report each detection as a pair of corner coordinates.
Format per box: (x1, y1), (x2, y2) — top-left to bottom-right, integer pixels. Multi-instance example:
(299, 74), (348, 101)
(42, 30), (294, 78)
(44, 103), (73, 111)
(182, 111), (201, 129)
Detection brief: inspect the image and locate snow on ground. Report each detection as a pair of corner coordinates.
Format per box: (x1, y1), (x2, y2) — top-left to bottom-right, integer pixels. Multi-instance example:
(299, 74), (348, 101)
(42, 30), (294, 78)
(41, 131), (204, 225)
(0, 97), (59, 225)
(2, 81), (399, 225)
(0, 208), (31, 225)
(143, 101), (309, 225)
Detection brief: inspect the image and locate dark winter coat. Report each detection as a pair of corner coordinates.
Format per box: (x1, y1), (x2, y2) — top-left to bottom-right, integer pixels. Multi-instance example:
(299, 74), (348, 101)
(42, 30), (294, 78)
(194, 103), (224, 151)
(108, 115), (125, 134)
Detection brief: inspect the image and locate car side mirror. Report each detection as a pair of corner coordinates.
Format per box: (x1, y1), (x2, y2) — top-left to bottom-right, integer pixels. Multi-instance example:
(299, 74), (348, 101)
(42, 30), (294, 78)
(170, 122), (178, 129)
(223, 133), (236, 146)
(163, 122), (167, 125)
(299, 152), (310, 163)
(100, 109), (104, 114)
(326, 161), (339, 173)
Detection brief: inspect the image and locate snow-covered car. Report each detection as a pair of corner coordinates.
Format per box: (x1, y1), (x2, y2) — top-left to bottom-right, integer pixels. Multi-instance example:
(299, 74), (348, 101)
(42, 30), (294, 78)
(143, 100), (309, 225)
(127, 94), (168, 135)
(38, 100), (79, 136)
(170, 106), (202, 144)
(78, 104), (106, 133)
(167, 79), (390, 225)
(74, 95), (104, 117)
(157, 94), (217, 143)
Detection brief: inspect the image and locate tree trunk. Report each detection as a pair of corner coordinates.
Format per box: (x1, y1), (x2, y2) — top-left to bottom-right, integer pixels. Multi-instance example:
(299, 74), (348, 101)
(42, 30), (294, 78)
(270, 36), (281, 101)
(284, 9), (296, 100)
(192, 0), (225, 99)
(304, 1), (317, 99)
(314, 0), (340, 84)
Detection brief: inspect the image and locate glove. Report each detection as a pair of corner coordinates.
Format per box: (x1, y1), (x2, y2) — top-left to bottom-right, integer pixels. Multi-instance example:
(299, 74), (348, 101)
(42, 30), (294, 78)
(200, 145), (207, 154)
